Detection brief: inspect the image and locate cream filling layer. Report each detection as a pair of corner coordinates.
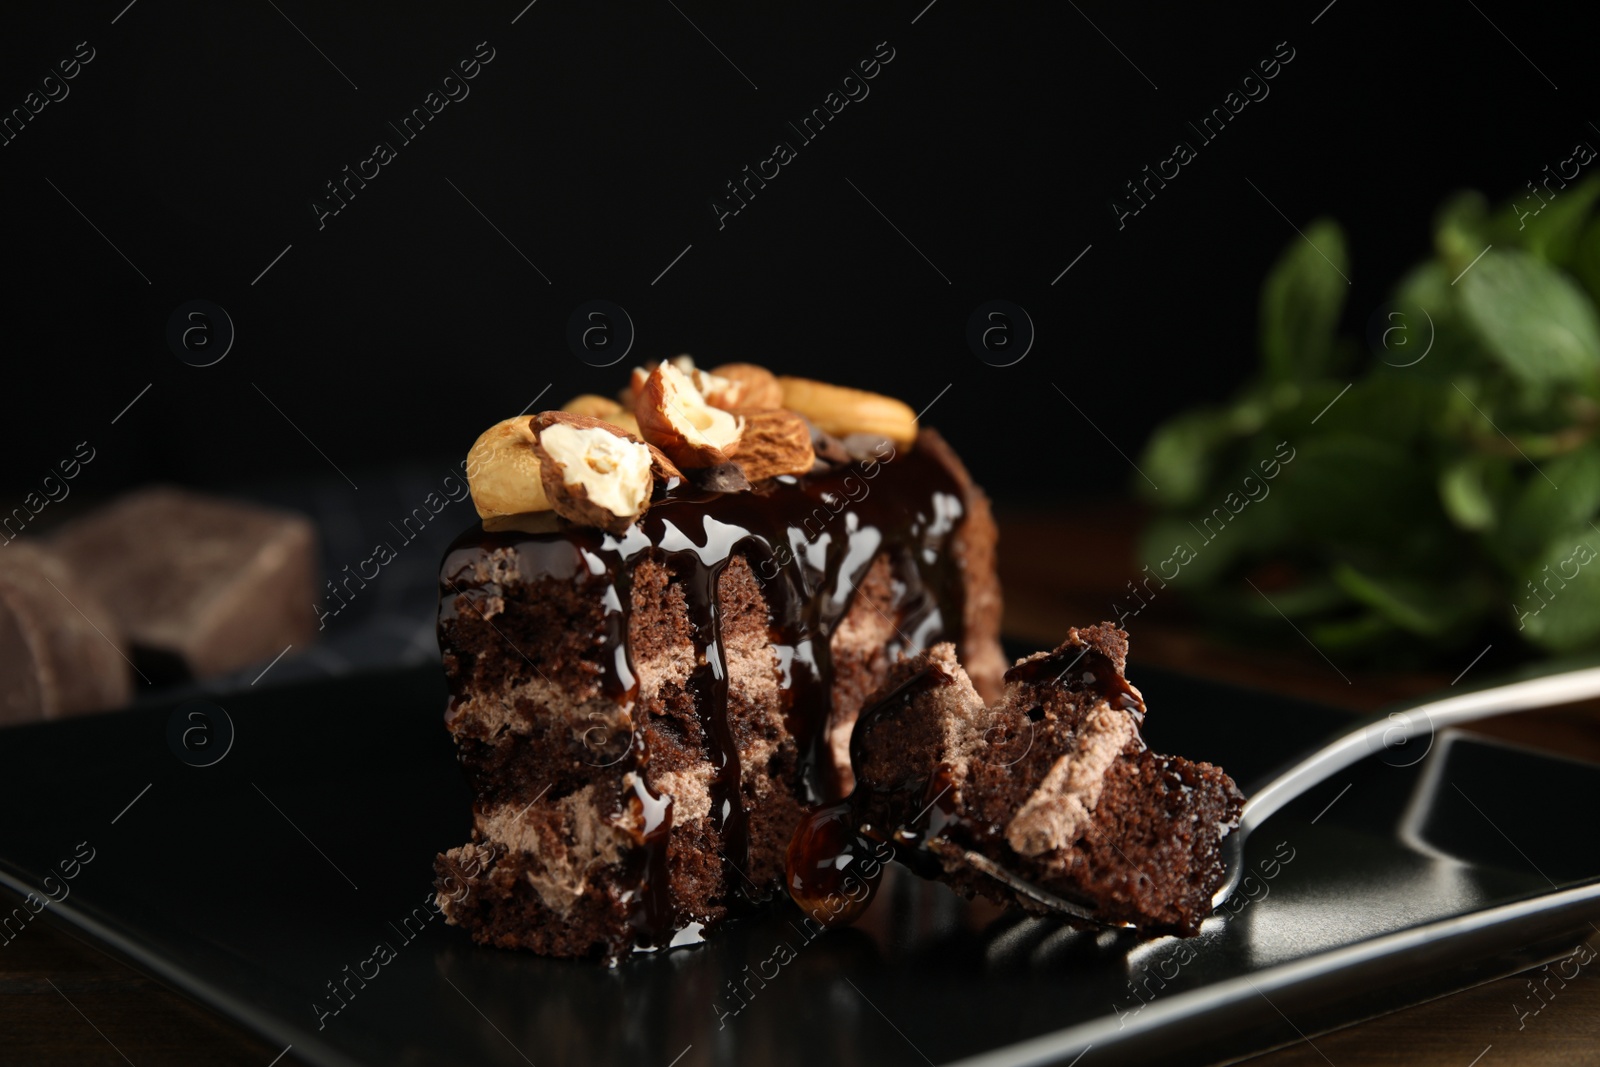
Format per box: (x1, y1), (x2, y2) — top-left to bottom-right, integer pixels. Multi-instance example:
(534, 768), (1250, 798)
(1004, 700), (1135, 857)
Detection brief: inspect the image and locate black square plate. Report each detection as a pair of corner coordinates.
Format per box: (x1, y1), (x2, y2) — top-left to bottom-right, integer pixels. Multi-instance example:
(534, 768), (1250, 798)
(3, 662), (1597, 1067)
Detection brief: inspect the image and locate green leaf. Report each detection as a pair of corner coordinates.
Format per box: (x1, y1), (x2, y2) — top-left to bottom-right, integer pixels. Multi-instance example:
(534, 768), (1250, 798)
(1458, 250), (1600, 388)
(1272, 435), (1434, 551)
(1181, 577), (1353, 633)
(1138, 513), (1250, 588)
(1310, 371), (1445, 445)
(1223, 381), (1301, 436)
(1516, 534), (1600, 651)
(1438, 455), (1497, 531)
(1136, 453), (1302, 589)
(1438, 460), (1492, 531)
(1493, 172), (1600, 267)
(1492, 444), (1600, 566)
(1306, 611), (1400, 654)
(1259, 218), (1349, 383)
(1331, 562), (1482, 638)
(1243, 574), (1348, 618)
(1136, 408), (1234, 507)
(1434, 190), (1490, 270)
(1383, 261), (1501, 382)
(1573, 212), (1600, 306)
(1139, 516), (1223, 587)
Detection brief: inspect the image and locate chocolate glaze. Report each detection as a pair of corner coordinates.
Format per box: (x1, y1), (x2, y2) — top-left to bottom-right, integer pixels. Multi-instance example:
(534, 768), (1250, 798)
(784, 800), (887, 928)
(440, 439), (969, 949)
(839, 669), (969, 887)
(624, 763), (674, 943)
(1005, 644), (1144, 716)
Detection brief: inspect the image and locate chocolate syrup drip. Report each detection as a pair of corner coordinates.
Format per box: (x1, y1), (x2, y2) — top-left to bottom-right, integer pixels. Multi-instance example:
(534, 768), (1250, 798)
(837, 668), (970, 887)
(1004, 645), (1143, 714)
(440, 443), (970, 949)
(624, 758), (675, 942)
(784, 799), (886, 928)
(678, 552), (749, 901)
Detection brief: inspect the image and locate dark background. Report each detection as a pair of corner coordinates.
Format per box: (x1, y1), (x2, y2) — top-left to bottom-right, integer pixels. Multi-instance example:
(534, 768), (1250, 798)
(0, 0), (1589, 508)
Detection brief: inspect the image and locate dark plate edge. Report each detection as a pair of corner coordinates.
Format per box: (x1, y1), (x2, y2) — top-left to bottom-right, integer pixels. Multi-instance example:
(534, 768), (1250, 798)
(944, 878), (1600, 1067)
(9, 860), (1600, 1067)
(0, 861), (360, 1067)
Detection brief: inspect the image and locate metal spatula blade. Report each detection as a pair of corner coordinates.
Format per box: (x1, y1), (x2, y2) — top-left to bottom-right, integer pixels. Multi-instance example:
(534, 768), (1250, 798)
(1210, 658), (1600, 911)
(923, 836), (1128, 929)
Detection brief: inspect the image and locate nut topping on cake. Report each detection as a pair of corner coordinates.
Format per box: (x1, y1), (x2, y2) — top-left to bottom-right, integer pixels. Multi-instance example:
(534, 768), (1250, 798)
(465, 415), (554, 519)
(634, 362), (746, 469)
(625, 354), (722, 405)
(728, 408), (815, 482)
(777, 376), (919, 447)
(561, 394), (641, 436)
(706, 363), (784, 411)
(530, 412), (658, 534)
(466, 359), (928, 533)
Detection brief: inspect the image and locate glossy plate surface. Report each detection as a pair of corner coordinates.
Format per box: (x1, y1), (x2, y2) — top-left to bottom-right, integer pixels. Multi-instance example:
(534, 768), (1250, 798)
(2, 662), (1597, 1067)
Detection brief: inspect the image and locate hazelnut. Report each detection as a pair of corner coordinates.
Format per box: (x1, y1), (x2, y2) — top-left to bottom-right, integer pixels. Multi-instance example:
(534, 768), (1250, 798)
(634, 362), (745, 468)
(530, 412), (657, 534)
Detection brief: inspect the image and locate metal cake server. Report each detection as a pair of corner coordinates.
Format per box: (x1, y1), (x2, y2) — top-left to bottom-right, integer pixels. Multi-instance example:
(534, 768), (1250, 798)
(1211, 657), (1600, 912)
(924, 836), (1114, 925)
(931, 657), (1600, 928)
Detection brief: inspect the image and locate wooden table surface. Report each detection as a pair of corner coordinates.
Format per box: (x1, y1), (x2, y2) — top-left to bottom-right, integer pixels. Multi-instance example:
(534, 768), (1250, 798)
(4, 507), (1599, 1066)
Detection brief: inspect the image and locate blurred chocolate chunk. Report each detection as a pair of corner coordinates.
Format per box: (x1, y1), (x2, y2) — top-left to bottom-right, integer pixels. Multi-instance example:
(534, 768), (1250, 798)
(808, 424), (853, 467)
(685, 462), (752, 494)
(0, 541), (131, 724)
(840, 432), (895, 464)
(50, 487), (318, 681)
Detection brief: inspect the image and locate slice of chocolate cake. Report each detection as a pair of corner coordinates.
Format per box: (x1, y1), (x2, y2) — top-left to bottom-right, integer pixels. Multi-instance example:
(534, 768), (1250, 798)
(846, 625), (1243, 935)
(434, 361), (1004, 960)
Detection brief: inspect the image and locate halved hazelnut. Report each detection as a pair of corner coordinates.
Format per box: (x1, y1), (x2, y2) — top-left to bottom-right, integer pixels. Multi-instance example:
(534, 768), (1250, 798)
(627, 355), (730, 408)
(531, 412), (656, 534)
(625, 355), (682, 400)
(730, 408), (815, 481)
(706, 363), (783, 411)
(634, 362), (745, 468)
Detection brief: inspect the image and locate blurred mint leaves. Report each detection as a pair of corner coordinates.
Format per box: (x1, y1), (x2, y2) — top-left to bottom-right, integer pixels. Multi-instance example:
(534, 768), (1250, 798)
(1138, 169), (1600, 662)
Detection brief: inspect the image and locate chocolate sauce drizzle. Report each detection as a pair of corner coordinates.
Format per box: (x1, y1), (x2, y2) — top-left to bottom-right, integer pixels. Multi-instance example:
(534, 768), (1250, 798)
(830, 665), (968, 888)
(441, 443), (970, 949)
(1005, 644), (1144, 716)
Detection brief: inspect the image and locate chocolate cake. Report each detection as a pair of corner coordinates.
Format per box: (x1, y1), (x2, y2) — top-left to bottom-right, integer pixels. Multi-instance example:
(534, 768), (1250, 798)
(434, 360), (1242, 959)
(842, 625), (1243, 935)
(434, 361), (1003, 959)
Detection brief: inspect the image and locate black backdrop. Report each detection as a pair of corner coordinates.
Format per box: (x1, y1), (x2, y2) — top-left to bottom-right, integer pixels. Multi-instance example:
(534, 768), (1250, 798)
(1, 0), (1590, 507)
